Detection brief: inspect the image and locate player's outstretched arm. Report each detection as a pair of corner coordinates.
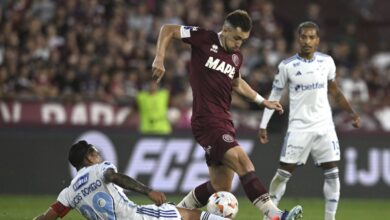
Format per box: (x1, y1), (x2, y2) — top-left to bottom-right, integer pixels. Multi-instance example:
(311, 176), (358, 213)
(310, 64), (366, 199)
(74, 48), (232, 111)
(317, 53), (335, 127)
(152, 24), (181, 83)
(262, 100), (284, 113)
(233, 77), (284, 113)
(33, 208), (60, 220)
(258, 87), (284, 144)
(33, 199), (71, 220)
(104, 168), (167, 205)
(328, 80), (361, 128)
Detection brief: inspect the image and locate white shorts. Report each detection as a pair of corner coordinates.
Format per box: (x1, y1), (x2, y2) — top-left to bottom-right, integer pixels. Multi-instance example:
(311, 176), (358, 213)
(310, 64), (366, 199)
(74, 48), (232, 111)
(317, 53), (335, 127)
(134, 203), (182, 220)
(280, 129), (340, 165)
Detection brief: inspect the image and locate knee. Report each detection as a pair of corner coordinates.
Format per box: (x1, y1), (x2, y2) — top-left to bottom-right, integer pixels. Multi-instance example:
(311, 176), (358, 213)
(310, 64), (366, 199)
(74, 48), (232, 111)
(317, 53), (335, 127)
(279, 162), (296, 173)
(235, 156), (255, 176)
(224, 147), (255, 176)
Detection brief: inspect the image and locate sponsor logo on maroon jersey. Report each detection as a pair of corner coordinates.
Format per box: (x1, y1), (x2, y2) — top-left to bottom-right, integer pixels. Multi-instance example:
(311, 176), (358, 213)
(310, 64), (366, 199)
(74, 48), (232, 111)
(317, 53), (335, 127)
(210, 44), (218, 53)
(204, 56), (236, 79)
(222, 134), (234, 143)
(232, 54), (240, 66)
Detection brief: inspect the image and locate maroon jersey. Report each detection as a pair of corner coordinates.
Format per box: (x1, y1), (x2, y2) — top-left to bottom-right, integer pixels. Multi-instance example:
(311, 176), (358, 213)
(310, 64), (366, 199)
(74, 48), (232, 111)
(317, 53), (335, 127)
(181, 26), (243, 128)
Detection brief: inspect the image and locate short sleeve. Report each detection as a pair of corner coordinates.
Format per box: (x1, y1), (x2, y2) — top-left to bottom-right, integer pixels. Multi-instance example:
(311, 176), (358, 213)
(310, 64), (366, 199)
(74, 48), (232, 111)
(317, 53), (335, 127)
(327, 57), (336, 81)
(273, 62), (288, 89)
(96, 161), (118, 180)
(56, 188), (71, 208)
(180, 26), (208, 47)
(51, 198), (71, 218)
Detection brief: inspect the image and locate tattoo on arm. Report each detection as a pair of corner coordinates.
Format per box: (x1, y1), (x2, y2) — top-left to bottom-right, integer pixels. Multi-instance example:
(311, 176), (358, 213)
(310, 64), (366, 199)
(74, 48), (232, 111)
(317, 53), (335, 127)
(104, 169), (152, 195)
(115, 173), (152, 195)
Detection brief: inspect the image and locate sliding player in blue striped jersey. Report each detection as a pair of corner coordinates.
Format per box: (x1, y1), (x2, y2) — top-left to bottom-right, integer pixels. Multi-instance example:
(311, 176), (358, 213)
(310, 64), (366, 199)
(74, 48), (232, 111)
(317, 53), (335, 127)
(33, 140), (230, 220)
(259, 22), (361, 220)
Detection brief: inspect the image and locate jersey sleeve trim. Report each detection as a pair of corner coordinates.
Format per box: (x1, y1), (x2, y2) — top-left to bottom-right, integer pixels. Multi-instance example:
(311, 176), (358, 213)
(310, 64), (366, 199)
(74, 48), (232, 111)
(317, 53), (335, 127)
(101, 161), (117, 172)
(314, 51), (331, 57)
(282, 54), (298, 64)
(51, 201), (71, 218)
(272, 84), (284, 90)
(180, 26), (195, 38)
(326, 56), (337, 81)
(273, 62), (288, 89)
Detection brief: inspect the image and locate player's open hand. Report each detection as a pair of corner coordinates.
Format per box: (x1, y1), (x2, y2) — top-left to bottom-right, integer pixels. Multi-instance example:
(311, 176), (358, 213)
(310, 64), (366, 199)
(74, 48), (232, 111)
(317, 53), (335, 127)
(148, 190), (167, 206)
(263, 100), (284, 114)
(152, 57), (165, 83)
(351, 113), (361, 128)
(258, 128), (269, 144)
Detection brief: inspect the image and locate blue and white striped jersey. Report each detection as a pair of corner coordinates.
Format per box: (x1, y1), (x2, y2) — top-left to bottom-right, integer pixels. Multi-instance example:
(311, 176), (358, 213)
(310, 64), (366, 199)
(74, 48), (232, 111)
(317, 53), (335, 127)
(57, 162), (137, 220)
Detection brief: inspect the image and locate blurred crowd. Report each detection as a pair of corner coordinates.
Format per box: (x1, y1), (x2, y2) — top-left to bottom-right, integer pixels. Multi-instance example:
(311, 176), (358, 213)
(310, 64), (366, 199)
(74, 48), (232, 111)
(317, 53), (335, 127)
(0, 0), (389, 131)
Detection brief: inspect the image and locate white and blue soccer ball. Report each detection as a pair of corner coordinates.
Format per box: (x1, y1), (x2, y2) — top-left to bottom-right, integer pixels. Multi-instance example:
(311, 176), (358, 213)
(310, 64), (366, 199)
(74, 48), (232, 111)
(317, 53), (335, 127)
(207, 191), (239, 219)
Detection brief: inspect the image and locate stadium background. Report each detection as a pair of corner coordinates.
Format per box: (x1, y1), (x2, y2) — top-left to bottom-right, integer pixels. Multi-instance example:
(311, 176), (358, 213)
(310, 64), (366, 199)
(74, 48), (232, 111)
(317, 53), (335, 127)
(1, 0), (390, 219)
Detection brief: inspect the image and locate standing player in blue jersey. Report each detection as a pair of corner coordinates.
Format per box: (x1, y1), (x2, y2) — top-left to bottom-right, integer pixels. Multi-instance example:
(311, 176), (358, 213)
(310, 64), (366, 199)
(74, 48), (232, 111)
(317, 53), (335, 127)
(33, 140), (234, 220)
(259, 21), (361, 220)
(152, 10), (302, 220)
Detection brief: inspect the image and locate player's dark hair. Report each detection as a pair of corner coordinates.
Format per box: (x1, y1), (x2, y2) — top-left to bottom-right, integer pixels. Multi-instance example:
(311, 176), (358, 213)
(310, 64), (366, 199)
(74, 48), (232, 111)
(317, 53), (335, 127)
(225, 10), (252, 32)
(68, 140), (93, 169)
(297, 21), (320, 36)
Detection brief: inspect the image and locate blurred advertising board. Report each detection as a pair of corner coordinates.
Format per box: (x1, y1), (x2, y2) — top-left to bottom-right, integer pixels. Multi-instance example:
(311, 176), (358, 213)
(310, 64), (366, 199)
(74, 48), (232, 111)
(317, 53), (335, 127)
(0, 127), (388, 198)
(0, 101), (133, 127)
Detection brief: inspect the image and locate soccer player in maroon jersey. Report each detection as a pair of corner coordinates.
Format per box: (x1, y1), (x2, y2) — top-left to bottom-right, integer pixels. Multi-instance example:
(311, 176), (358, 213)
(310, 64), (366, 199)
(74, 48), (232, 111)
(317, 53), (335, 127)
(152, 10), (302, 220)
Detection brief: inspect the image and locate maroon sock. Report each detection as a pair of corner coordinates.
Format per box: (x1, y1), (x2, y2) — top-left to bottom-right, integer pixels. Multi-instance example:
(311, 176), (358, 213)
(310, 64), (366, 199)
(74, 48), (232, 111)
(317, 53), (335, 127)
(240, 171), (269, 202)
(194, 181), (216, 206)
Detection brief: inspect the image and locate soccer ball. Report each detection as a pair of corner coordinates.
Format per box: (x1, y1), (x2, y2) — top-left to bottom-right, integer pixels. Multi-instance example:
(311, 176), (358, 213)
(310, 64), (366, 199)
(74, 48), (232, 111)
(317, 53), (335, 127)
(206, 191), (239, 219)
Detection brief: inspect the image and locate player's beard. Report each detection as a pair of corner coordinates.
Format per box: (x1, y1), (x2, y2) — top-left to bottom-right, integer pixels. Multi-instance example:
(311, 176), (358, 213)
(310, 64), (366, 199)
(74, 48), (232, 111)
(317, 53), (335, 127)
(300, 46), (315, 58)
(221, 36), (233, 53)
(226, 47), (233, 53)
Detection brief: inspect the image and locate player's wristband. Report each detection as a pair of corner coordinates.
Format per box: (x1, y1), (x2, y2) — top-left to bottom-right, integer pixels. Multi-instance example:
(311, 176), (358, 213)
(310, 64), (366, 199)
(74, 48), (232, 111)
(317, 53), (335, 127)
(259, 120), (267, 129)
(254, 93), (265, 105)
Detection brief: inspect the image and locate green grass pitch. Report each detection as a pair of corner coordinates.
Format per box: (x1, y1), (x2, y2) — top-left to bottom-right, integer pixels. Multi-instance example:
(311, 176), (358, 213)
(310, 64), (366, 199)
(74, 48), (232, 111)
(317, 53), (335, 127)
(1, 195), (389, 220)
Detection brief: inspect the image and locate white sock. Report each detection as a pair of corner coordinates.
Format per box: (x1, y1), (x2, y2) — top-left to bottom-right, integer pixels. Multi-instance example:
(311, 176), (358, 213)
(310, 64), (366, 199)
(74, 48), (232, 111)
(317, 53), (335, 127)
(200, 211), (230, 220)
(323, 167), (340, 220)
(269, 169), (292, 206)
(177, 190), (202, 209)
(254, 193), (283, 219)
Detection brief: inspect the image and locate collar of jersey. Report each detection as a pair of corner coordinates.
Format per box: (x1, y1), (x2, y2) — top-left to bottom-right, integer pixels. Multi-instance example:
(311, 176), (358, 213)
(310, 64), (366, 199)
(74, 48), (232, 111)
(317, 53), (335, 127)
(217, 32), (224, 47)
(77, 167), (87, 174)
(296, 53), (316, 63)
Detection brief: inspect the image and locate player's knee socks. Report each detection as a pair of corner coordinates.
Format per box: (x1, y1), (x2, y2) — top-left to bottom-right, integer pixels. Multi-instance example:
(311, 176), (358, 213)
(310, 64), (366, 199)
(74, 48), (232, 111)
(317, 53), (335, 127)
(269, 168), (292, 206)
(240, 171), (283, 218)
(323, 167), (340, 220)
(177, 181), (215, 208)
(200, 211), (230, 220)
